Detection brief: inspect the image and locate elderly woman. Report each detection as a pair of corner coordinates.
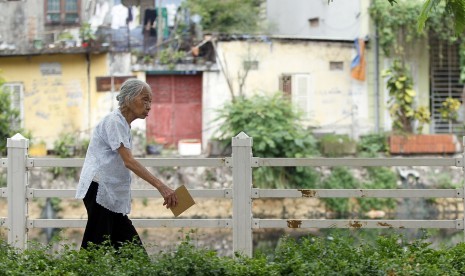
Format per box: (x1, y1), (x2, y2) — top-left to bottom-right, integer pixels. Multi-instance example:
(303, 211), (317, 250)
(76, 79), (177, 251)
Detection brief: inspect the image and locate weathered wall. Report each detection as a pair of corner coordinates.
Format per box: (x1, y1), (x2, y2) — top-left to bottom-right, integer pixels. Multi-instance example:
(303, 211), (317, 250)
(1, 53), (108, 147)
(0, 1), (42, 52)
(266, 0), (366, 40)
(203, 39), (371, 143)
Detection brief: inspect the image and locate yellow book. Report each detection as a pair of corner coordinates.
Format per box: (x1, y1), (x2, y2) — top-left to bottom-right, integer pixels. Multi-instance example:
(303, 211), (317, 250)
(170, 185), (196, 217)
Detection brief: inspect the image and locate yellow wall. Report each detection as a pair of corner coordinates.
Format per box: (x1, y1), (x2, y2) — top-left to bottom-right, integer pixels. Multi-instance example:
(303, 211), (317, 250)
(1, 53), (108, 148)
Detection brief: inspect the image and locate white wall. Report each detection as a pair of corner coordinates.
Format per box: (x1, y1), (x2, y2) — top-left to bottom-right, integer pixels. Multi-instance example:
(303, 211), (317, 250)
(202, 39), (371, 143)
(266, 0), (367, 40)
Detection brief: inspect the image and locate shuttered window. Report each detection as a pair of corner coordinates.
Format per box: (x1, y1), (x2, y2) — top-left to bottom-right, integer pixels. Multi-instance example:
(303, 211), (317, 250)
(279, 74), (314, 119)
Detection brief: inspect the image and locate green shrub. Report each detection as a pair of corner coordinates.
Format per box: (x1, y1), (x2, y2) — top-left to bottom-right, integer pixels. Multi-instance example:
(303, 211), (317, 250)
(1, 233), (465, 275)
(357, 133), (390, 157)
(0, 76), (31, 155)
(357, 167), (397, 213)
(49, 132), (88, 179)
(320, 166), (397, 216)
(214, 93), (320, 189)
(319, 134), (356, 157)
(320, 167), (357, 215)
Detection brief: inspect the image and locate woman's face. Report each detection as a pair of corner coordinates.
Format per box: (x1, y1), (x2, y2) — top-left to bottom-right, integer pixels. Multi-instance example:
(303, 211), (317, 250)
(128, 87), (152, 119)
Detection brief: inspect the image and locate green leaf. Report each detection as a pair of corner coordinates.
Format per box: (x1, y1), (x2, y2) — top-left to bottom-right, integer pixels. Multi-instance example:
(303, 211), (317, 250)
(417, 0), (436, 32)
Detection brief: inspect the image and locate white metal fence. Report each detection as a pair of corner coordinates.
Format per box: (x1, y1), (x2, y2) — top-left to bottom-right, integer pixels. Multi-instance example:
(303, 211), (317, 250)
(1, 132), (464, 257)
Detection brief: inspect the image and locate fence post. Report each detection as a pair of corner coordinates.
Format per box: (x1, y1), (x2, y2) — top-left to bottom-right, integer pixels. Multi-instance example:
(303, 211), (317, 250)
(463, 136), (465, 240)
(7, 133), (29, 249)
(231, 132), (253, 256)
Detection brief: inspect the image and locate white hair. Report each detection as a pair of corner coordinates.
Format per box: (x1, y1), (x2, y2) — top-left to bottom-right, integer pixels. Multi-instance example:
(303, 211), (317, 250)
(116, 79), (151, 107)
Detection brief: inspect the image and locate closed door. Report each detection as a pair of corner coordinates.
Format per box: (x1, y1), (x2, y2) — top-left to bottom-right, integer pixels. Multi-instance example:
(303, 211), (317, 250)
(146, 74), (202, 146)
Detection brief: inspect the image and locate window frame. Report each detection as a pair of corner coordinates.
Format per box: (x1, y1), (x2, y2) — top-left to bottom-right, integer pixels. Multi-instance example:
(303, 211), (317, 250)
(279, 74), (314, 119)
(44, 0), (81, 26)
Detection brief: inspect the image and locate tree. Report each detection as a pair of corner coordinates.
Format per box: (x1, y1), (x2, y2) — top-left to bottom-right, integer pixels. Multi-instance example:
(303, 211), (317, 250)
(417, 0), (465, 34)
(385, 0), (465, 34)
(331, 0), (465, 34)
(0, 76), (23, 155)
(183, 0), (264, 34)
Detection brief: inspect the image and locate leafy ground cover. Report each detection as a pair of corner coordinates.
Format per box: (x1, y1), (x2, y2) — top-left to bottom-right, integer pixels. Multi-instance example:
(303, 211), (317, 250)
(1, 232), (464, 275)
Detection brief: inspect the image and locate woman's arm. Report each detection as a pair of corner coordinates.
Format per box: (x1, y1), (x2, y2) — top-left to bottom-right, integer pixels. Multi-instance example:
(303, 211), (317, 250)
(117, 144), (177, 208)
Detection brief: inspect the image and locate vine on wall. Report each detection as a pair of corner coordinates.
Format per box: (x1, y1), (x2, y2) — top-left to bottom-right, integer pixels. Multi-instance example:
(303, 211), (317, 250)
(369, 0), (457, 58)
(369, 0), (464, 133)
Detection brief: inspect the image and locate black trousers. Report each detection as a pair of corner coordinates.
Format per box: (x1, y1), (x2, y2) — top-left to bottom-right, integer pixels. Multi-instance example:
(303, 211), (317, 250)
(81, 181), (145, 252)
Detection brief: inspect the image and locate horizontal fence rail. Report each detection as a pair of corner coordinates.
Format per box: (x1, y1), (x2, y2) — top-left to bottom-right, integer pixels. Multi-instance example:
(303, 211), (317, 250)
(25, 188), (232, 199)
(1, 132), (464, 257)
(253, 219), (463, 229)
(254, 189), (463, 198)
(27, 219), (232, 229)
(258, 157), (463, 167)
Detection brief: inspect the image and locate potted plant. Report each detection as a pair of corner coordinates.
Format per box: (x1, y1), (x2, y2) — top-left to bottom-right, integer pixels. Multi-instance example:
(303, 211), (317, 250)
(385, 60), (460, 154)
(57, 31), (76, 48)
(79, 23), (96, 48)
(438, 97), (461, 122)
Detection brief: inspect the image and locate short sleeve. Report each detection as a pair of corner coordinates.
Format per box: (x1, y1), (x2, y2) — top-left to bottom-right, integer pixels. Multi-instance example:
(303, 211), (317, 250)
(103, 117), (131, 151)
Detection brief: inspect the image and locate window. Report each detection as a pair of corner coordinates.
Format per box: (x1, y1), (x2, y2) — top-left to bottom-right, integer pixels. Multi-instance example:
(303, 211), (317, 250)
(308, 17), (319, 28)
(243, 60), (259, 70)
(45, 0), (80, 25)
(2, 83), (24, 129)
(329, 61), (344, 71)
(279, 74), (314, 119)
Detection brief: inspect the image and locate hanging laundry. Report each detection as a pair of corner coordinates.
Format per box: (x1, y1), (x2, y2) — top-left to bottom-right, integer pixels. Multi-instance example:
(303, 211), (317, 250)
(89, 0), (109, 31)
(350, 38), (366, 81)
(143, 9), (157, 36)
(128, 6), (140, 30)
(111, 3), (129, 29)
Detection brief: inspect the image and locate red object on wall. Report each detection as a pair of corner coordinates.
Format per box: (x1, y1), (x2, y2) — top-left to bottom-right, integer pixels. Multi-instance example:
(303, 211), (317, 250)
(146, 74), (202, 146)
(389, 134), (461, 154)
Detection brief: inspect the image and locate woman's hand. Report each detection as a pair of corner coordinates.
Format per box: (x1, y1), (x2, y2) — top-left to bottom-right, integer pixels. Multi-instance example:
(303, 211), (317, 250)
(159, 185), (178, 209)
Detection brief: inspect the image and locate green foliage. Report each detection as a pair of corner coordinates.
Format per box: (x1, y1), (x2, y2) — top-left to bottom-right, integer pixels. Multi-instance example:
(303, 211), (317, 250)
(2, 233), (465, 275)
(183, 0), (264, 34)
(158, 49), (185, 69)
(320, 167), (357, 215)
(438, 97), (461, 121)
(357, 167), (397, 213)
(357, 133), (389, 157)
(318, 134), (357, 157)
(0, 172), (5, 188)
(49, 133), (80, 179)
(57, 32), (74, 41)
(370, 0), (458, 58)
(0, 76), (25, 155)
(79, 23), (96, 42)
(382, 59), (430, 134)
(214, 93), (319, 188)
(430, 172), (461, 189)
(460, 43), (465, 83)
(418, 0), (465, 35)
(320, 166), (397, 215)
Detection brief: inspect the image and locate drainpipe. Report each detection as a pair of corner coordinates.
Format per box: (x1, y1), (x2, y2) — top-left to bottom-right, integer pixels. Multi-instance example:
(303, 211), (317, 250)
(374, 27), (380, 133)
(86, 52), (91, 132)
